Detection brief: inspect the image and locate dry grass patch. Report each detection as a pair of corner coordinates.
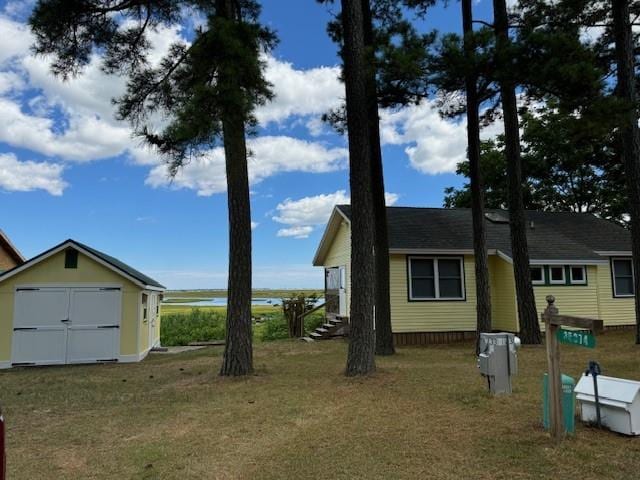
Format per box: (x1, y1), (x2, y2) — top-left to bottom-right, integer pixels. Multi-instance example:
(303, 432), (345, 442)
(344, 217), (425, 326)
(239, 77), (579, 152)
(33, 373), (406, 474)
(1, 331), (640, 479)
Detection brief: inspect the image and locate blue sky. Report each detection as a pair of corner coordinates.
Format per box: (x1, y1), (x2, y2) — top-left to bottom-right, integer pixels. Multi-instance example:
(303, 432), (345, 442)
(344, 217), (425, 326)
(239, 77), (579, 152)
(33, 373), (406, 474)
(0, 0), (497, 289)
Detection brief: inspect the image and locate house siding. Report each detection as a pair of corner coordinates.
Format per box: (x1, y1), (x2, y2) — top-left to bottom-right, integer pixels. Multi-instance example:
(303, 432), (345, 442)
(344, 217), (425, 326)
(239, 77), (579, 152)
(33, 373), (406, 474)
(0, 245), (19, 272)
(389, 254), (477, 332)
(595, 261), (636, 326)
(322, 220), (351, 314)
(489, 255), (518, 332)
(0, 250), (143, 364)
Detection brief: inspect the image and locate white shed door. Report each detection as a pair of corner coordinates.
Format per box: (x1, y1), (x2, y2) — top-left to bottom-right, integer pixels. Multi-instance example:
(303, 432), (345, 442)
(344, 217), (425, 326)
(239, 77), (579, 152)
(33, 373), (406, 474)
(12, 287), (121, 366)
(12, 288), (69, 365)
(67, 288), (121, 363)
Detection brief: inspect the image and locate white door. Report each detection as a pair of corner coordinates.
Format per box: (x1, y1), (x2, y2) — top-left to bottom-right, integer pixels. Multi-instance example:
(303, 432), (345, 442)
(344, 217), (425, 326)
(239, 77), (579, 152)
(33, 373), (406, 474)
(67, 288), (121, 363)
(339, 266), (347, 316)
(12, 288), (69, 365)
(12, 287), (121, 366)
(148, 294), (158, 349)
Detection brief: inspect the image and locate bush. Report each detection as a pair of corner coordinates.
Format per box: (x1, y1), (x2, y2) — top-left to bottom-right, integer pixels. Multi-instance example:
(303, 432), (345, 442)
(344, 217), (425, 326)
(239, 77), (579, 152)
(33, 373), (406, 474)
(259, 315), (290, 342)
(161, 309), (226, 346)
(304, 312), (325, 334)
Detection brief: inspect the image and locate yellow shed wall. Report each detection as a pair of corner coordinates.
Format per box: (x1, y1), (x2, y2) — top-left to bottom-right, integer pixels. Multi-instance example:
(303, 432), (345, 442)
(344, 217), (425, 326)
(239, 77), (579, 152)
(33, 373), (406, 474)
(389, 254), (477, 332)
(0, 250), (143, 363)
(322, 221), (351, 313)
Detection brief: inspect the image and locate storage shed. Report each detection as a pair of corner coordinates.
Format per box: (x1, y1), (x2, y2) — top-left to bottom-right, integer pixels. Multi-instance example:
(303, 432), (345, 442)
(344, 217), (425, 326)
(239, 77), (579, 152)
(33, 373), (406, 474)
(0, 240), (165, 369)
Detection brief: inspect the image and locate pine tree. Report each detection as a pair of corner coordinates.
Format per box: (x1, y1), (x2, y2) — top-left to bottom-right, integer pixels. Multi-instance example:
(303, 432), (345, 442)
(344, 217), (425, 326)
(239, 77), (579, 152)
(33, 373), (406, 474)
(462, 0), (492, 349)
(340, 0), (378, 375)
(30, 0), (276, 375)
(492, 0), (542, 344)
(611, 0), (640, 344)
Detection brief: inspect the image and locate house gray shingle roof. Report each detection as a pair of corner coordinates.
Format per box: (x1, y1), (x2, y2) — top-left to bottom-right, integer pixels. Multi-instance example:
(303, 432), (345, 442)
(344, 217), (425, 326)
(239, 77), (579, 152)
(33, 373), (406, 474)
(336, 206), (631, 260)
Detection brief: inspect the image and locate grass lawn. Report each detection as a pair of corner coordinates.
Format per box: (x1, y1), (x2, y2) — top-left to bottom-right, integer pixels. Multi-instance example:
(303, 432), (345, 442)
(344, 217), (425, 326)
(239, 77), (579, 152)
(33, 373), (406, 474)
(2, 331), (640, 479)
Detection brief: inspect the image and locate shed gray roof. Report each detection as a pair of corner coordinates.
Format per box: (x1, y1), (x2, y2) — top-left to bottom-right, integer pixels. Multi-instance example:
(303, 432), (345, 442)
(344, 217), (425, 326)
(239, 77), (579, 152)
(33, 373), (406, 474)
(73, 240), (166, 289)
(335, 206), (631, 261)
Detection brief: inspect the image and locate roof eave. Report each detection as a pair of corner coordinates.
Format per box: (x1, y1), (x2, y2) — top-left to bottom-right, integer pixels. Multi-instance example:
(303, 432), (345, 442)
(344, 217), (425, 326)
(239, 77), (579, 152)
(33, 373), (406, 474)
(312, 207), (351, 266)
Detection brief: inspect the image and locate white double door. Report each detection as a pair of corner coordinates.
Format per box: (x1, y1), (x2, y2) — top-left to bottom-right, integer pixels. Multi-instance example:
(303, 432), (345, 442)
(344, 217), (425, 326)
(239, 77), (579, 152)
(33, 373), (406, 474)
(12, 286), (122, 366)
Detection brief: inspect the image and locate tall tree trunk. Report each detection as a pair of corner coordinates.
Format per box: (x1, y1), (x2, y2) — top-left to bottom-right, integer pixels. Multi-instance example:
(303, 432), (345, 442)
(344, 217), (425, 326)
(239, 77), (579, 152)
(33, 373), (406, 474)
(612, 0), (640, 344)
(219, 0), (253, 376)
(492, 0), (542, 344)
(463, 0), (492, 353)
(361, 0), (394, 356)
(341, 0), (377, 376)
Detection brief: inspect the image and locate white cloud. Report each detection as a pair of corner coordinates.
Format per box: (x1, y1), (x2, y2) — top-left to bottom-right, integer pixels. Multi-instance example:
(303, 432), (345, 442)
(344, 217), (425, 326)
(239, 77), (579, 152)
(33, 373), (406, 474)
(0, 16), (31, 64)
(380, 102), (468, 174)
(145, 136), (348, 196)
(380, 99), (504, 175)
(272, 189), (399, 239)
(277, 226), (314, 239)
(0, 152), (67, 195)
(251, 221), (259, 230)
(257, 56), (343, 125)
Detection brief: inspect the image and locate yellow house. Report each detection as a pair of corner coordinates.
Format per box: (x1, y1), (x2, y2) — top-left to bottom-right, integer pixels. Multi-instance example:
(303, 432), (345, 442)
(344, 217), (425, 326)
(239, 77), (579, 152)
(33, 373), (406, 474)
(313, 206), (636, 345)
(0, 240), (165, 369)
(0, 229), (25, 273)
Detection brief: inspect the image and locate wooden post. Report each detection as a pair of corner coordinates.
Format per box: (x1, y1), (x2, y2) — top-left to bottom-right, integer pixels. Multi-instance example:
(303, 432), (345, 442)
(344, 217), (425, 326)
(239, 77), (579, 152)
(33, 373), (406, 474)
(543, 295), (564, 443)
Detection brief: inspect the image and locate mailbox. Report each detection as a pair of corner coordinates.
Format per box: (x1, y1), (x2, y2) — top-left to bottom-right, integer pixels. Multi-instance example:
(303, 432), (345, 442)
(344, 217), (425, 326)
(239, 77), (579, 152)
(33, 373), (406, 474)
(478, 332), (520, 395)
(575, 374), (640, 436)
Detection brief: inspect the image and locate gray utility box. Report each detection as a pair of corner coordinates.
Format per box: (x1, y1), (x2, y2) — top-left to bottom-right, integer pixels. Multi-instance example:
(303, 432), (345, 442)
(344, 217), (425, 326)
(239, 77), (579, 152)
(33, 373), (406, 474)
(478, 332), (520, 395)
(575, 374), (640, 436)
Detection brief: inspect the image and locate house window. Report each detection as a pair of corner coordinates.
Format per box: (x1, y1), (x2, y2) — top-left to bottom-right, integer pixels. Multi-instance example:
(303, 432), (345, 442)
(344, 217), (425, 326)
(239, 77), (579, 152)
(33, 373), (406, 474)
(549, 266), (566, 284)
(325, 268), (340, 290)
(612, 259), (635, 297)
(530, 266), (545, 285)
(408, 257), (464, 300)
(64, 248), (78, 269)
(570, 266), (587, 285)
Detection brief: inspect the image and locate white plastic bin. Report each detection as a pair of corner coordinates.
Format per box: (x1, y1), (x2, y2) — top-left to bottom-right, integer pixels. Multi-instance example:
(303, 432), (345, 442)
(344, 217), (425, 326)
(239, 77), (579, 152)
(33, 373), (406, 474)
(575, 374), (640, 436)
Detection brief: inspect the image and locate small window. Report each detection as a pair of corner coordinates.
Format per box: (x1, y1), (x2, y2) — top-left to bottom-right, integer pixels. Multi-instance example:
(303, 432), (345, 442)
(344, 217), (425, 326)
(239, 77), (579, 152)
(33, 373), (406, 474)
(530, 266), (545, 285)
(570, 266), (586, 285)
(142, 293), (148, 320)
(613, 259), (635, 297)
(549, 266), (566, 284)
(409, 257), (464, 300)
(64, 248), (78, 269)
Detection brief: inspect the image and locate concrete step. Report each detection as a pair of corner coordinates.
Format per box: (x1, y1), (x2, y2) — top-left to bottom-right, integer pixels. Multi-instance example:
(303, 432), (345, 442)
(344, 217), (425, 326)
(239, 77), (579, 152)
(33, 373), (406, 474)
(310, 332), (323, 338)
(315, 328), (328, 334)
(301, 336), (315, 343)
(323, 323), (336, 329)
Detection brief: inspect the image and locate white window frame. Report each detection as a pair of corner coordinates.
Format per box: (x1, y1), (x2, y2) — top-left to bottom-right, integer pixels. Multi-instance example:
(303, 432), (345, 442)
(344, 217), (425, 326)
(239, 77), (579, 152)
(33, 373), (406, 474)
(408, 256), (466, 301)
(569, 266), (587, 285)
(530, 265), (546, 285)
(549, 265), (566, 285)
(612, 258), (635, 298)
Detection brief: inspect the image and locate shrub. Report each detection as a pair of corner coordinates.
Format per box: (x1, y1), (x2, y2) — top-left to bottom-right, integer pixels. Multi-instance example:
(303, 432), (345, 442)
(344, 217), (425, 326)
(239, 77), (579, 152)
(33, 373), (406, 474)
(161, 309), (226, 346)
(304, 313), (325, 333)
(259, 314), (290, 342)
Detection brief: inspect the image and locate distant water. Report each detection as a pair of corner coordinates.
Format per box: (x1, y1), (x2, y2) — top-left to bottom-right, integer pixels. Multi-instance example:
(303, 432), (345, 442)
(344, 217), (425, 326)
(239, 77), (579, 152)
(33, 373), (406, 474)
(163, 297), (282, 307)
(163, 297), (324, 307)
